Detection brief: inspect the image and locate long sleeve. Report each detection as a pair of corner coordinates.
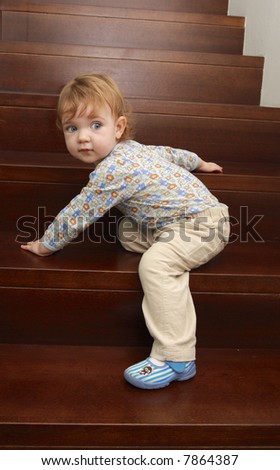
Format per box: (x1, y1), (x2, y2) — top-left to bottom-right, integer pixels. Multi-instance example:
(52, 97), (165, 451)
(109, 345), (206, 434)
(40, 163), (134, 251)
(40, 140), (218, 251)
(147, 145), (199, 172)
(40, 183), (97, 251)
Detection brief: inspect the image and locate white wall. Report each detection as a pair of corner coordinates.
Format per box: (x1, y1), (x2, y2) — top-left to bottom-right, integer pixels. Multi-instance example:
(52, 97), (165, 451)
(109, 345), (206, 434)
(228, 0), (280, 107)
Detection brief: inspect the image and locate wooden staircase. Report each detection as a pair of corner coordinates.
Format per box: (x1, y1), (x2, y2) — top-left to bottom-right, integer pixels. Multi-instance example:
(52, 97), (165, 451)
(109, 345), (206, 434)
(0, 0), (279, 449)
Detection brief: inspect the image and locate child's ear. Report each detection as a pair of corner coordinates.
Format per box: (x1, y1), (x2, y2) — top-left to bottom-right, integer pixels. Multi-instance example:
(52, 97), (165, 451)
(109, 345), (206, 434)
(115, 116), (127, 140)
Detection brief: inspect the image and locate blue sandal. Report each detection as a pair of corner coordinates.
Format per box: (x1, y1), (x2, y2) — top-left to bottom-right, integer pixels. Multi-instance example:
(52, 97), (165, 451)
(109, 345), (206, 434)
(124, 357), (196, 390)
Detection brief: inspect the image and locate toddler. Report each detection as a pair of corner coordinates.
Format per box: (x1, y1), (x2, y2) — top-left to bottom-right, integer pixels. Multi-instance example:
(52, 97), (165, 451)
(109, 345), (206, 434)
(21, 73), (230, 390)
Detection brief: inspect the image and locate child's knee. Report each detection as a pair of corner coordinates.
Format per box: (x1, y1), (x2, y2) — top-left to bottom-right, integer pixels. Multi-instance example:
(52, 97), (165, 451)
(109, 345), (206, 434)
(139, 250), (154, 279)
(138, 248), (168, 282)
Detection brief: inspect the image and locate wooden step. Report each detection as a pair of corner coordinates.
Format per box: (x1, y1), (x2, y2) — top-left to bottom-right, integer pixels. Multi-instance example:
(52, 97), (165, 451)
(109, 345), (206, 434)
(0, 344), (279, 449)
(1, 8), (244, 54)
(4, 92), (280, 119)
(0, 0), (230, 16)
(1, 287), (279, 348)
(1, 175), (279, 238)
(0, 41), (262, 72)
(0, 42), (263, 105)
(1, 229), (279, 293)
(2, 106), (279, 165)
(1, 151), (279, 192)
(3, 92), (280, 164)
(0, 3), (242, 25)
(1, 0), (279, 452)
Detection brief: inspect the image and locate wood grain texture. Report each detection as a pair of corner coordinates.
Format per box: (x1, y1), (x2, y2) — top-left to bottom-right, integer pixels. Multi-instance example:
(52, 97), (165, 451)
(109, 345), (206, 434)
(0, 48), (263, 105)
(0, 0), (279, 450)
(0, 0), (230, 16)
(1, 10), (244, 54)
(0, 345), (279, 448)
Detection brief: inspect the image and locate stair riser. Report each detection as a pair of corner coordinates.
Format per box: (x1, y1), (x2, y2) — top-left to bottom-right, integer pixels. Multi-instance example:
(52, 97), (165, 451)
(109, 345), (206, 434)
(2, 107), (279, 163)
(1, 160), (279, 193)
(0, 0), (229, 15)
(0, 289), (279, 348)
(0, 55), (262, 105)
(0, 0), (279, 451)
(2, 12), (244, 55)
(3, 181), (278, 242)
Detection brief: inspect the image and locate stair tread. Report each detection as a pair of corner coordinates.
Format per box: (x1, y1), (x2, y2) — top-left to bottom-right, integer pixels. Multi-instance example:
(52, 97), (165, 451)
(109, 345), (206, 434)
(0, 344), (278, 425)
(0, 4), (244, 27)
(2, 230), (280, 275)
(0, 344), (279, 448)
(0, 0), (279, 452)
(1, 231), (279, 293)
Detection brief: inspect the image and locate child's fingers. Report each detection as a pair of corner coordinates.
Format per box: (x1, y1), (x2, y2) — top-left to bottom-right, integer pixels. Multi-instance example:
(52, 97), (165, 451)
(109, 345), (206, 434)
(21, 244), (31, 251)
(20, 241), (36, 252)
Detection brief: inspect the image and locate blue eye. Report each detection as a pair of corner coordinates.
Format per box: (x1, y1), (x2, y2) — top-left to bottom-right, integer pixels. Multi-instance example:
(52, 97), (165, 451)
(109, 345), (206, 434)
(91, 121), (102, 130)
(65, 125), (77, 133)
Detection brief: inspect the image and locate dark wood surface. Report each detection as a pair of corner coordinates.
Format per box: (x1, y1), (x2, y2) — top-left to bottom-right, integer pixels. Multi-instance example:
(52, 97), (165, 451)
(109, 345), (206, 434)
(2, 9), (244, 54)
(0, 0), (279, 450)
(1, 150), (279, 191)
(0, 345), (279, 448)
(3, 104), (280, 164)
(0, 0), (230, 16)
(0, 42), (262, 105)
(1, 286), (279, 349)
(0, 4), (243, 25)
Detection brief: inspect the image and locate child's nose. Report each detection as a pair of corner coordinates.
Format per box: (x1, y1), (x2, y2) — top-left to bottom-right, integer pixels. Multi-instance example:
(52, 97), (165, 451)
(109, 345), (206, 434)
(78, 129), (90, 142)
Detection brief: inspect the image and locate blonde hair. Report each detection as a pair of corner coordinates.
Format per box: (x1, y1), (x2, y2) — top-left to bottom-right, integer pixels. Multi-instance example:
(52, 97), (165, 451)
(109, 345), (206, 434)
(56, 73), (133, 141)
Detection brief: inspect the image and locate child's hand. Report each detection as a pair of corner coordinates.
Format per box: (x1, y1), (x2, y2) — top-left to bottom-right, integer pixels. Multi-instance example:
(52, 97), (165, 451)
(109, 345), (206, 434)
(21, 240), (54, 257)
(197, 159), (223, 173)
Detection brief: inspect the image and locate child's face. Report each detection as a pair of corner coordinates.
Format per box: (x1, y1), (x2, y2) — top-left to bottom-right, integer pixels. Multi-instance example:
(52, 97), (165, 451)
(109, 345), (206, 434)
(62, 103), (126, 165)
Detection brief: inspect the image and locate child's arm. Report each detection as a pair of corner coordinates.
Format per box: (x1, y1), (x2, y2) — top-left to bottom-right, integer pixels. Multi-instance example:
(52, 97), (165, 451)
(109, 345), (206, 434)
(21, 239), (55, 256)
(154, 146), (223, 173)
(20, 159), (131, 256)
(196, 157), (223, 173)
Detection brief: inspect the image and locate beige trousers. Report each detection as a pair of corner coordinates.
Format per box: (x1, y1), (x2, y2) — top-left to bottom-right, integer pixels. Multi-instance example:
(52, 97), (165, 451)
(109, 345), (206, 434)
(118, 204), (230, 362)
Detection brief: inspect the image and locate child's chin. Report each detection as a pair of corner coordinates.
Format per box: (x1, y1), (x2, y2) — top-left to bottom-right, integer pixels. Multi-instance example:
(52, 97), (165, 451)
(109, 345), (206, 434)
(74, 153), (96, 163)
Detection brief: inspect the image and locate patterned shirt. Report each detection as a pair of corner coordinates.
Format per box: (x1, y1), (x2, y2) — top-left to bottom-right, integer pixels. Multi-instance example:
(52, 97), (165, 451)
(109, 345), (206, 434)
(41, 140), (220, 251)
